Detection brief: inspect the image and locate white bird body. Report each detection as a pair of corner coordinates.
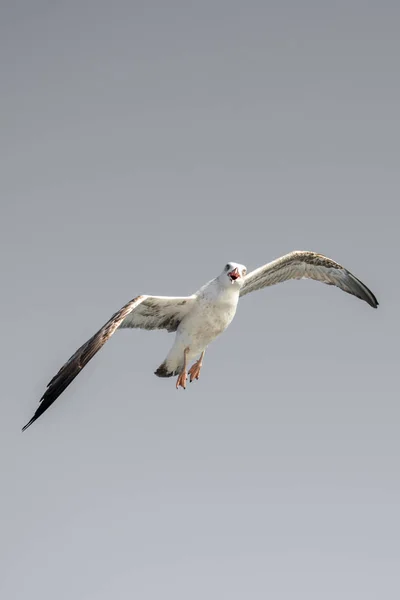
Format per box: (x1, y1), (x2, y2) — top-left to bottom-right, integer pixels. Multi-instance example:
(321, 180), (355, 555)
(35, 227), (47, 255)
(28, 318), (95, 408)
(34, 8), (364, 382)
(161, 275), (241, 376)
(22, 251), (379, 431)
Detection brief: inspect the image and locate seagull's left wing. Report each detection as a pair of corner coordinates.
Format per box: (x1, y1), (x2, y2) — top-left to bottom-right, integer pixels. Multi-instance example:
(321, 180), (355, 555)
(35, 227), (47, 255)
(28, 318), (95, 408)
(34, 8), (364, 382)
(240, 251), (378, 308)
(22, 294), (195, 431)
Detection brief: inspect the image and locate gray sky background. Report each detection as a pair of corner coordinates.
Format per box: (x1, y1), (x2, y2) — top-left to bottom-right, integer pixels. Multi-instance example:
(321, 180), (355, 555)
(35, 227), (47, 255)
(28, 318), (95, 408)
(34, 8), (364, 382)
(1, 1), (399, 598)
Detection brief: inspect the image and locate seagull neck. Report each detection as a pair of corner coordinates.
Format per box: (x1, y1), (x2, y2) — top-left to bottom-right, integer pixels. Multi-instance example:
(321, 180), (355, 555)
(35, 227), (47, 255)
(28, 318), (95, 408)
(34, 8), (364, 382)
(209, 278), (240, 303)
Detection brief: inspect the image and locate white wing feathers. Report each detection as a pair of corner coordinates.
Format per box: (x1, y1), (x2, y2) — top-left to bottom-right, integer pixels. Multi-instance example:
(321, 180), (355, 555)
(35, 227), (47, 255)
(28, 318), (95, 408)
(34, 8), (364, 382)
(240, 251), (378, 308)
(120, 295), (195, 332)
(22, 294), (195, 431)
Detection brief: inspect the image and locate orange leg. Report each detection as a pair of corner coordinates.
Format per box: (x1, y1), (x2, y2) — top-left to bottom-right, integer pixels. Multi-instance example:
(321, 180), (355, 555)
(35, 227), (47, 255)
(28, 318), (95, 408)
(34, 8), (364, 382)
(176, 347), (189, 390)
(188, 351), (205, 383)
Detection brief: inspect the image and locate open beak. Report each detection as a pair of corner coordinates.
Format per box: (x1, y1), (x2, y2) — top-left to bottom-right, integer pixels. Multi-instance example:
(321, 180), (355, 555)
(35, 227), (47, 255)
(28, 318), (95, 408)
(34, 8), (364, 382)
(228, 267), (240, 282)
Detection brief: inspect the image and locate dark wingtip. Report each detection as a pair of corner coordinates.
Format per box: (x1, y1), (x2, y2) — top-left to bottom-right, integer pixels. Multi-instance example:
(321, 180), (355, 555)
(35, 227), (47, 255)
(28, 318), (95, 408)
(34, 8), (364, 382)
(349, 272), (379, 309)
(368, 291), (379, 309)
(21, 393), (48, 432)
(21, 417), (37, 432)
(366, 292), (379, 309)
(367, 286), (379, 309)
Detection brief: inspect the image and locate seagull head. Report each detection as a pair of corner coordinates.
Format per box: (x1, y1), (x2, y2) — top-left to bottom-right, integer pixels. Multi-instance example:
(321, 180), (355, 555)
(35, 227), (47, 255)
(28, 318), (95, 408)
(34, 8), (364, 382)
(220, 262), (247, 287)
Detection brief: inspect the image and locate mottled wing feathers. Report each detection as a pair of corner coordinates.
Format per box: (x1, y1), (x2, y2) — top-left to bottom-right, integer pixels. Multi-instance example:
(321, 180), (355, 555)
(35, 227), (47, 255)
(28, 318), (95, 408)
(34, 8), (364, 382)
(120, 295), (195, 332)
(240, 251), (378, 308)
(22, 294), (194, 431)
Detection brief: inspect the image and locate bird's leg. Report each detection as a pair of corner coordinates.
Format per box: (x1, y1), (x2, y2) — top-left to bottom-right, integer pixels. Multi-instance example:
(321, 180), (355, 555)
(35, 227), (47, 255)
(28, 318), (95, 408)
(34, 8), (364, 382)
(188, 350), (205, 383)
(176, 347), (190, 390)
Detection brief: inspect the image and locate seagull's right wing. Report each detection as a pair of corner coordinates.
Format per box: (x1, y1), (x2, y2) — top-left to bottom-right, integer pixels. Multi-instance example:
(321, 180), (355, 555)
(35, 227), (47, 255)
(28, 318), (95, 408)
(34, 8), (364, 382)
(22, 294), (195, 431)
(240, 251), (378, 308)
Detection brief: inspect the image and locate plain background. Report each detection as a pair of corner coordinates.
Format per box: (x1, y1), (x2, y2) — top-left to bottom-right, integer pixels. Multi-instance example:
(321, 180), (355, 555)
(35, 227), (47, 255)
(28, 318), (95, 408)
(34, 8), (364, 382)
(1, 1), (399, 598)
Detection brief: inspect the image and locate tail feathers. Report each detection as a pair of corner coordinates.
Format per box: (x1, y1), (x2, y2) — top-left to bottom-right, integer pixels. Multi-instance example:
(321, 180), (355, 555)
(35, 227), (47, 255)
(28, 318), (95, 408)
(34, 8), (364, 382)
(154, 360), (180, 378)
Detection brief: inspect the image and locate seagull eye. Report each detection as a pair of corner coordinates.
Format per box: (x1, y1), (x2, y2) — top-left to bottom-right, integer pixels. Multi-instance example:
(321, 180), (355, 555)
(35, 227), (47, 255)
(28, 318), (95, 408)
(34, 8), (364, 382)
(242, 268), (247, 276)
(225, 264), (230, 271)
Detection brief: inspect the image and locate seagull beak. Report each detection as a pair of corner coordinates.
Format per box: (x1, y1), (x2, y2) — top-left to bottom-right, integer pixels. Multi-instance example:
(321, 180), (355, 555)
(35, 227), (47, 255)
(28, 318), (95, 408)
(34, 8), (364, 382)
(228, 267), (240, 281)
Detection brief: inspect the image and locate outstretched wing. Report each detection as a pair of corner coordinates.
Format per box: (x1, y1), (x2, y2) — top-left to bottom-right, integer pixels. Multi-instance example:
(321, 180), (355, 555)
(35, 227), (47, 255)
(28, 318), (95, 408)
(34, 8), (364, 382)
(240, 251), (378, 308)
(22, 294), (195, 431)
(119, 295), (195, 332)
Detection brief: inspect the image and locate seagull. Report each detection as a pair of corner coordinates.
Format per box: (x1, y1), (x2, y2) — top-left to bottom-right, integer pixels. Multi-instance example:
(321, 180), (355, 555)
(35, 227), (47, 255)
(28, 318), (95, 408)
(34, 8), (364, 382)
(22, 251), (378, 431)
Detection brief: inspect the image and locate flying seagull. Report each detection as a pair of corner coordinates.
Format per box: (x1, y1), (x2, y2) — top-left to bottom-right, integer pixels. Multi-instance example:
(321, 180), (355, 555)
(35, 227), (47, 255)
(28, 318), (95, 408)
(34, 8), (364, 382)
(22, 251), (378, 431)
